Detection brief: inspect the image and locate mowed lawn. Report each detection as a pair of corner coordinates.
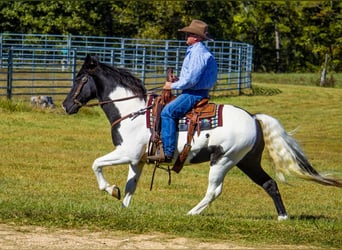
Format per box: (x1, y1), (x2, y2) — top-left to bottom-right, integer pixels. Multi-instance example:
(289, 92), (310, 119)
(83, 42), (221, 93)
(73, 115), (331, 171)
(0, 79), (341, 248)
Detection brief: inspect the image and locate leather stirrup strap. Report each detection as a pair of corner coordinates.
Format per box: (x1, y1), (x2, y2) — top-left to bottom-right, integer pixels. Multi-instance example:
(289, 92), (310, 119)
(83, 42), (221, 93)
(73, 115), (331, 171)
(172, 113), (199, 173)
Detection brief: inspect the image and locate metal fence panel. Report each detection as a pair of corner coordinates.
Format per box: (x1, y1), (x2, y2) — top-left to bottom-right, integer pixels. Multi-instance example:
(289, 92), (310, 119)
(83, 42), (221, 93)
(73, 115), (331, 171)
(1, 47), (77, 99)
(0, 33), (253, 100)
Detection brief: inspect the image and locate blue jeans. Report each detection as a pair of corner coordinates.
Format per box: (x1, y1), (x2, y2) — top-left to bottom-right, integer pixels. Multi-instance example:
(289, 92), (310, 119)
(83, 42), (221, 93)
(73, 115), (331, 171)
(161, 92), (206, 157)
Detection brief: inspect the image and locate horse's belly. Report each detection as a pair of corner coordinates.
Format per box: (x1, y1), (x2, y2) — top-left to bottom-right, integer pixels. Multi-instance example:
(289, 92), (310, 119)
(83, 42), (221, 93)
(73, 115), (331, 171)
(178, 105), (257, 162)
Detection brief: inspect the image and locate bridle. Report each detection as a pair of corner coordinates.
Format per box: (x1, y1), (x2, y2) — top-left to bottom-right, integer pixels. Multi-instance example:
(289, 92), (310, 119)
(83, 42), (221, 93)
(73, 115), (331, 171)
(72, 73), (154, 127)
(72, 75), (89, 107)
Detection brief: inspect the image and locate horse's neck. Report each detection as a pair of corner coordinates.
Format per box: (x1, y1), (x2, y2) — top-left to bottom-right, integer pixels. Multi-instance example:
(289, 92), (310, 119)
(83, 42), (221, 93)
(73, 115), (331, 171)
(107, 87), (146, 113)
(100, 86), (146, 127)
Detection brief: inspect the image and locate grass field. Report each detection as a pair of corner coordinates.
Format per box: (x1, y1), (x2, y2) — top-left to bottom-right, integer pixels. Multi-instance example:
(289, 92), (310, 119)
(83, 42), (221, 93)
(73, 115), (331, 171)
(0, 76), (341, 248)
(253, 72), (342, 88)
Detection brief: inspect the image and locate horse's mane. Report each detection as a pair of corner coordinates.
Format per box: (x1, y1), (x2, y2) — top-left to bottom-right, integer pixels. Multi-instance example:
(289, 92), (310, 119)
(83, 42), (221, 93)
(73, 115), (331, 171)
(97, 63), (147, 99)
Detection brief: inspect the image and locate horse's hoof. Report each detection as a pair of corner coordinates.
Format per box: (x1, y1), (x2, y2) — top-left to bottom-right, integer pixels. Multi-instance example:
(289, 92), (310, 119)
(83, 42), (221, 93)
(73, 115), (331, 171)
(278, 215), (288, 221)
(112, 185), (121, 200)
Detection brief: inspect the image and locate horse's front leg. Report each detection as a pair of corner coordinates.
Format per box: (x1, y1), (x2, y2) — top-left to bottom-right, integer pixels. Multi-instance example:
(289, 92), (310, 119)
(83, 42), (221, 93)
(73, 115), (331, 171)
(122, 160), (145, 207)
(92, 148), (131, 198)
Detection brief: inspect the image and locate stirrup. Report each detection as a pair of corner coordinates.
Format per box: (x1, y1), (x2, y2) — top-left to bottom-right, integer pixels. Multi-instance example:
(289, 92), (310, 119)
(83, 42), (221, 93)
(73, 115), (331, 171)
(147, 138), (165, 162)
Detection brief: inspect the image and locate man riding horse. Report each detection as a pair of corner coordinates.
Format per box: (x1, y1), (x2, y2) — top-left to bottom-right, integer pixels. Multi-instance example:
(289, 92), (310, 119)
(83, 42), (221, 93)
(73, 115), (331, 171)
(147, 19), (218, 163)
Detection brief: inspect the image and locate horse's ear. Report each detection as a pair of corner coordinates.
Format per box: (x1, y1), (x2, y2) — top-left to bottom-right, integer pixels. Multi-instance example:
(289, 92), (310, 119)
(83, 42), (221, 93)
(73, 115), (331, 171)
(84, 54), (98, 70)
(85, 54), (92, 66)
(94, 54), (99, 63)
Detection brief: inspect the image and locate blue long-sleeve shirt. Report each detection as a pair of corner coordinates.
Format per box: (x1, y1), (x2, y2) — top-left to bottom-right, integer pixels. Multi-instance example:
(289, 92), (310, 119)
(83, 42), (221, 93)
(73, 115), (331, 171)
(171, 42), (218, 94)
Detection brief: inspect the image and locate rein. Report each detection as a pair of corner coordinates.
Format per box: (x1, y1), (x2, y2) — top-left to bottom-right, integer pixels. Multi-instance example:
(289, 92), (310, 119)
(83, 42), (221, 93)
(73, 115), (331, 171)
(111, 105), (153, 127)
(84, 88), (158, 108)
(84, 94), (154, 128)
(84, 95), (142, 107)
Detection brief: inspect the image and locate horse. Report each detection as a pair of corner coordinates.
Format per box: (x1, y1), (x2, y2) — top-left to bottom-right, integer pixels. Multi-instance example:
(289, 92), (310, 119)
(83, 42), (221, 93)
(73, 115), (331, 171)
(62, 55), (341, 220)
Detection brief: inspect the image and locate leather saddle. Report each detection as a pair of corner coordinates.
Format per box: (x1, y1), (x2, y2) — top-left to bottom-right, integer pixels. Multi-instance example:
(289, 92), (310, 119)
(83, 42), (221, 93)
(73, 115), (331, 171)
(148, 82), (217, 173)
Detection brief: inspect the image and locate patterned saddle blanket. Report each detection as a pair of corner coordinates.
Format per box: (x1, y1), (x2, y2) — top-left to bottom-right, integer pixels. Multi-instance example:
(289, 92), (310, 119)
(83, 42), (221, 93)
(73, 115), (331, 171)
(146, 95), (224, 132)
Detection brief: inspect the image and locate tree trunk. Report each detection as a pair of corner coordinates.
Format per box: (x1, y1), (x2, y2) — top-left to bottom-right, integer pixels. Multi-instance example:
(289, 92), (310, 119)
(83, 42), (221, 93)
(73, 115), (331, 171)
(275, 23), (280, 73)
(320, 54), (329, 87)
(102, 3), (113, 37)
(274, 5), (281, 73)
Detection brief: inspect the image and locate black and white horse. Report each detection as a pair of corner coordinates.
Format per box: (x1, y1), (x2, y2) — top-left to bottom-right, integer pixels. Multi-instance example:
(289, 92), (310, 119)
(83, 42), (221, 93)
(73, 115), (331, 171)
(63, 55), (341, 220)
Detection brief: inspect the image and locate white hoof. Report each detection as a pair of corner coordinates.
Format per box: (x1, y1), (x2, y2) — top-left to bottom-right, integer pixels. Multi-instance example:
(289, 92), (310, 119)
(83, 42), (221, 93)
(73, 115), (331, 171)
(278, 215), (288, 221)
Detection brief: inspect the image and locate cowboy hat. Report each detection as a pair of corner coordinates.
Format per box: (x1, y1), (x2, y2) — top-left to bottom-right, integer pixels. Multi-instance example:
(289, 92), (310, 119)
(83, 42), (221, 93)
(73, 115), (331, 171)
(178, 20), (213, 41)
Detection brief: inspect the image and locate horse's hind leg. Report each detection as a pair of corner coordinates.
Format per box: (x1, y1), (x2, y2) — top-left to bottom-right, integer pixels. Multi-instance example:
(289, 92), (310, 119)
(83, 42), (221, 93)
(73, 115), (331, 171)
(262, 179), (288, 220)
(187, 159), (234, 215)
(237, 156), (288, 220)
(236, 120), (288, 220)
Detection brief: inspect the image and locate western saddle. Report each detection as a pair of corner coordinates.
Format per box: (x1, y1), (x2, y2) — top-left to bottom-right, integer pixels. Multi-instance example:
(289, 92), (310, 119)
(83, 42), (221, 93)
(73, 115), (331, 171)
(148, 68), (217, 173)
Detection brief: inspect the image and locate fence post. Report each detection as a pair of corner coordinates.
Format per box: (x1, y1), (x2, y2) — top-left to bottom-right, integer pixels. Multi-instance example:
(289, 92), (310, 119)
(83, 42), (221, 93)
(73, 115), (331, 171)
(175, 48), (180, 75)
(120, 38), (125, 67)
(0, 34), (2, 68)
(110, 49), (115, 66)
(141, 48), (146, 83)
(7, 48), (13, 99)
(237, 47), (242, 95)
(71, 49), (77, 85)
(164, 40), (169, 72)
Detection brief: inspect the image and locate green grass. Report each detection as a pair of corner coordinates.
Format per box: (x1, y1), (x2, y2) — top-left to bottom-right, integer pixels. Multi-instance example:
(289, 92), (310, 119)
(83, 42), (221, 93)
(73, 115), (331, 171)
(253, 72), (342, 88)
(0, 78), (341, 248)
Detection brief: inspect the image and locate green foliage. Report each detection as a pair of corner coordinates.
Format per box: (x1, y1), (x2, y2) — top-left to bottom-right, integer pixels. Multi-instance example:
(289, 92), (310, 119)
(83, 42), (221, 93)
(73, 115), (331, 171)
(0, 0), (341, 72)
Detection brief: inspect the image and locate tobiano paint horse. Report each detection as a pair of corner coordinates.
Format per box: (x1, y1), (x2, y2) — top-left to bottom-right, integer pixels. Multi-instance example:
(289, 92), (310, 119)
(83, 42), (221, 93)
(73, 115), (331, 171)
(63, 55), (341, 220)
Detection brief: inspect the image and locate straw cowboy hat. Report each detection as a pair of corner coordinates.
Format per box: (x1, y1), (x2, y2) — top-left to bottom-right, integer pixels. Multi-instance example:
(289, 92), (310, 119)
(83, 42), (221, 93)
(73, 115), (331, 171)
(178, 20), (213, 41)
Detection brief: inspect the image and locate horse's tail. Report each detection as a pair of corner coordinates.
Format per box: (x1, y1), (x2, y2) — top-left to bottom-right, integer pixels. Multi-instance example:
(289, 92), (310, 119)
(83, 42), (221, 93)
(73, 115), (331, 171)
(254, 113), (342, 187)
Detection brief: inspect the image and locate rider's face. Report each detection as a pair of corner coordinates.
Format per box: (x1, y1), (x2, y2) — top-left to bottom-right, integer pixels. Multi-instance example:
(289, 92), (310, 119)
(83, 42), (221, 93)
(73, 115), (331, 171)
(185, 33), (203, 46)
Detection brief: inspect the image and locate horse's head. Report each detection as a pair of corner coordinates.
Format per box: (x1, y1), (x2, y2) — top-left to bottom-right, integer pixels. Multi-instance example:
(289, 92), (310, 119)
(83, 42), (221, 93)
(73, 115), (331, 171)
(62, 55), (98, 114)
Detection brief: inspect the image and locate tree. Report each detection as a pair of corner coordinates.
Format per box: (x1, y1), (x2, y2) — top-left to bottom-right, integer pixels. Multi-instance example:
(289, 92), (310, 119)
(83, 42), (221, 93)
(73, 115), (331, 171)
(0, 0), (341, 72)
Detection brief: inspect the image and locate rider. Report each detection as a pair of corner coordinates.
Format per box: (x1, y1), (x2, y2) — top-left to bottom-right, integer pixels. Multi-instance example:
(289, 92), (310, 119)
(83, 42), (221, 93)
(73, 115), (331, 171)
(148, 19), (218, 163)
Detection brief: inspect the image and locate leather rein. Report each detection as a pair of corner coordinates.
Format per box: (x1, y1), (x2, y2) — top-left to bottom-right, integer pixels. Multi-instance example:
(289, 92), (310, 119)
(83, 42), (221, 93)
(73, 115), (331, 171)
(72, 74), (154, 127)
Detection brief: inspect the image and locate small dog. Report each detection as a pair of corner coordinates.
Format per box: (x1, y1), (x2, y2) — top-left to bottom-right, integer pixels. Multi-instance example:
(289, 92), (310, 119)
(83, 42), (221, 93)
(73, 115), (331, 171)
(30, 96), (55, 108)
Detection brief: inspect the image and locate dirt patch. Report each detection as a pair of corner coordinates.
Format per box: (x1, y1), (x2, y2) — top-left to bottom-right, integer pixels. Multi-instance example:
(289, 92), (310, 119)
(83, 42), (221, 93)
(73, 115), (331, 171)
(0, 223), (314, 249)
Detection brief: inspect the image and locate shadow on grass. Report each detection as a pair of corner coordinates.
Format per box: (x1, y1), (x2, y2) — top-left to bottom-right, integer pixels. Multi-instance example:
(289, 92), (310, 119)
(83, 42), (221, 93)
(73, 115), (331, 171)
(290, 214), (334, 221)
(200, 212), (335, 222)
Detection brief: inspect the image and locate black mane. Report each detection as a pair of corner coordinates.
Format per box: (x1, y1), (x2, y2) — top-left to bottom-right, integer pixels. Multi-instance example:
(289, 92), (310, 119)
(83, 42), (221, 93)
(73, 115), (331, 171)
(97, 62), (147, 100)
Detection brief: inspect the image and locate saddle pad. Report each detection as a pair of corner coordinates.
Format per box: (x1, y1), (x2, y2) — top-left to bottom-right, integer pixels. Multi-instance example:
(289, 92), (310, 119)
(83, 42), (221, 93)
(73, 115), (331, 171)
(178, 106), (223, 131)
(146, 95), (224, 131)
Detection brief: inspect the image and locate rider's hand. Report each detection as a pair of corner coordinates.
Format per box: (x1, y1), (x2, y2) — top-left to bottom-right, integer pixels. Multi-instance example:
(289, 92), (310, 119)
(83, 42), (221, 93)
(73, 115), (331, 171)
(163, 81), (172, 90)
